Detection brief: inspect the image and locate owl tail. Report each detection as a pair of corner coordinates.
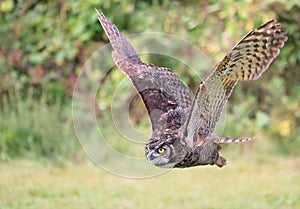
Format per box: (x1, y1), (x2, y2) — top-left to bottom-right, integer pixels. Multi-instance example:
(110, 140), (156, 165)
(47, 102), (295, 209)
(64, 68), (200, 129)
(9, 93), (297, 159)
(209, 136), (255, 144)
(96, 9), (142, 67)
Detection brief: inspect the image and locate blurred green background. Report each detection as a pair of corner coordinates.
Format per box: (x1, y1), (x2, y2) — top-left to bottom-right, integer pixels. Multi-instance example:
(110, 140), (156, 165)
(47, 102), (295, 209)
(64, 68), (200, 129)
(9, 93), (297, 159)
(0, 0), (300, 209)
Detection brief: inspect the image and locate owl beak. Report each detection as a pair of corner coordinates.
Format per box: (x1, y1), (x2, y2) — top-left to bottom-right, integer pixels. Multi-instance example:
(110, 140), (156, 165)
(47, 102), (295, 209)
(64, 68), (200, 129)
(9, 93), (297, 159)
(146, 150), (159, 161)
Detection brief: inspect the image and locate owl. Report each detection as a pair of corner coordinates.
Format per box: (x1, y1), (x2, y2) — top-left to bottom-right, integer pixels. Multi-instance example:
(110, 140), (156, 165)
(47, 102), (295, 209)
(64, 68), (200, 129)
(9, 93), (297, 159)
(96, 10), (287, 168)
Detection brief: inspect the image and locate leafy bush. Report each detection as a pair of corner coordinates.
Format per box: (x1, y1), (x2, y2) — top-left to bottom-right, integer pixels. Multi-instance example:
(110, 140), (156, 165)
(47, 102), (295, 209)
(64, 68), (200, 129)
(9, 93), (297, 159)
(0, 0), (299, 160)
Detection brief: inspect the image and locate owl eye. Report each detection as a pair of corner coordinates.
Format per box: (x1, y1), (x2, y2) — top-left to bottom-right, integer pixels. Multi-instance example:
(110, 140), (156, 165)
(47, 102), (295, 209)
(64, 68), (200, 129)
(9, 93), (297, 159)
(157, 147), (165, 154)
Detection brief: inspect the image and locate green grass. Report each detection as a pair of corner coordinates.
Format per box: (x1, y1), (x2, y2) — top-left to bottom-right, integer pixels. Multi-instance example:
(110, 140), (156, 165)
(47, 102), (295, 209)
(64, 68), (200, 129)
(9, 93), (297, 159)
(0, 87), (77, 161)
(1, 155), (299, 209)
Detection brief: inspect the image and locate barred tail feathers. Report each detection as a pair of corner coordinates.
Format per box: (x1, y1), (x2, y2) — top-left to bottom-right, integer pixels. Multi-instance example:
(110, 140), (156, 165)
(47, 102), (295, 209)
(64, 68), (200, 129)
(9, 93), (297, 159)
(210, 136), (256, 143)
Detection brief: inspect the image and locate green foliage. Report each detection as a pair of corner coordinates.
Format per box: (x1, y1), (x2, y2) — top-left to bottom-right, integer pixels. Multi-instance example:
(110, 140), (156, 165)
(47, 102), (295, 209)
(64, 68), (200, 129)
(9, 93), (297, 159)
(0, 83), (77, 161)
(0, 0), (300, 160)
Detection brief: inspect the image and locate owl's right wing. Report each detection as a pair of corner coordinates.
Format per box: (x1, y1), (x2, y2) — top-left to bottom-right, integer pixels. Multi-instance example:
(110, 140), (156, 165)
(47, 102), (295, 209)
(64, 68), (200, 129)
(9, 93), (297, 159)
(184, 19), (287, 140)
(97, 10), (193, 131)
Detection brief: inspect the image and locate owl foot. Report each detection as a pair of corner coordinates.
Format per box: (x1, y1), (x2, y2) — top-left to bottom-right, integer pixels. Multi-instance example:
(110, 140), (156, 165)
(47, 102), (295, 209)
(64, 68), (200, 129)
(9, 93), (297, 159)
(215, 155), (226, 167)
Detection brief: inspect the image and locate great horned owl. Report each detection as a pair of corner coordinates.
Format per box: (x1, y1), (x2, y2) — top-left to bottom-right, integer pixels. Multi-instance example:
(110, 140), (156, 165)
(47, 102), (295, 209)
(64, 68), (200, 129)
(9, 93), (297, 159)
(96, 10), (287, 168)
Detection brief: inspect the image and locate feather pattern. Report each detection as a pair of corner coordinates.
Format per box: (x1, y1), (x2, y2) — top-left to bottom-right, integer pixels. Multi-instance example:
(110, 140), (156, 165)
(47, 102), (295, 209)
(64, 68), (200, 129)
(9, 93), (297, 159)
(185, 19), (288, 139)
(97, 9), (193, 131)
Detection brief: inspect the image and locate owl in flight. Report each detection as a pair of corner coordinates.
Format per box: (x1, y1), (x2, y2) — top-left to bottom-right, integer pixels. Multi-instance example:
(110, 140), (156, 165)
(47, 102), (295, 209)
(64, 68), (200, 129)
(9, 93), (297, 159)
(96, 10), (287, 168)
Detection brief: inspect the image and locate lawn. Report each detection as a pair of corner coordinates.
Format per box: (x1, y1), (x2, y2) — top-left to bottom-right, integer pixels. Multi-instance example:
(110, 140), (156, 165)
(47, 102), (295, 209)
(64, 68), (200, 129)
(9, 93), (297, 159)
(1, 154), (299, 209)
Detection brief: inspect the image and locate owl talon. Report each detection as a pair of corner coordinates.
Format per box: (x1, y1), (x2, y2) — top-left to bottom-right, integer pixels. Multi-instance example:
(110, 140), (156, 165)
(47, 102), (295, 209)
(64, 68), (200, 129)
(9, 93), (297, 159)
(215, 156), (226, 167)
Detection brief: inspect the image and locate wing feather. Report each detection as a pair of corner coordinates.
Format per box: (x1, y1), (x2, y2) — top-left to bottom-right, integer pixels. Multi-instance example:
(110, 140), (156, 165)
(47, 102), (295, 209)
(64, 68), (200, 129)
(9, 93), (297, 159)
(185, 19), (287, 139)
(97, 10), (193, 130)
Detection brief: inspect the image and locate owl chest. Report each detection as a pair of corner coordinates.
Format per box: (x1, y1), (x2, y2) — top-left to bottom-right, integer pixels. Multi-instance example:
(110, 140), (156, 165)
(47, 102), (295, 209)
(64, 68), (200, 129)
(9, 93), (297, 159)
(174, 138), (220, 168)
(174, 150), (201, 168)
(174, 146), (206, 168)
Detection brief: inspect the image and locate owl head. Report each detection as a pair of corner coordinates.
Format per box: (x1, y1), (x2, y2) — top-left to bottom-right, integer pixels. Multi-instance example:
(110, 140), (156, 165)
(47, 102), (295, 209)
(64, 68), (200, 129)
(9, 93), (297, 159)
(145, 131), (189, 168)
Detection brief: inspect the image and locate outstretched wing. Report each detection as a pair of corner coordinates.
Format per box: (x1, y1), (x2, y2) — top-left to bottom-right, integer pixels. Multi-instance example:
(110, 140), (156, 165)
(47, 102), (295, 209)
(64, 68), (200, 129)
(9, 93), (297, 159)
(185, 19), (287, 139)
(96, 10), (193, 131)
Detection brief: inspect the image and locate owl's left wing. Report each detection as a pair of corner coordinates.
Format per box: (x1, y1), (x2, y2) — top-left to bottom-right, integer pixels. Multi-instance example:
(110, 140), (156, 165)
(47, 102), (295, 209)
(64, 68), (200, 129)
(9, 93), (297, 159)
(184, 19), (287, 139)
(97, 10), (193, 131)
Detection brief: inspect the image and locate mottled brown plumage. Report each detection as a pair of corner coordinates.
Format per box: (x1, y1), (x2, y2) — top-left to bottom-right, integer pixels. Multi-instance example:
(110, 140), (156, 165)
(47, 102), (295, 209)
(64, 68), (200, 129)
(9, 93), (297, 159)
(97, 10), (287, 168)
